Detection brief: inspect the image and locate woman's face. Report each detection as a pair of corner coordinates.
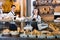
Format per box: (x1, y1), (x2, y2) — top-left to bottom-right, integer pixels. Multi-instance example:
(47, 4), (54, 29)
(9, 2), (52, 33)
(34, 9), (38, 15)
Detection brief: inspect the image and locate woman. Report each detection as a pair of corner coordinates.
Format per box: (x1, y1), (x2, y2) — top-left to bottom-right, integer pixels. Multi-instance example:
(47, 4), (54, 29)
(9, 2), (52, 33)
(31, 8), (41, 23)
(31, 8), (41, 30)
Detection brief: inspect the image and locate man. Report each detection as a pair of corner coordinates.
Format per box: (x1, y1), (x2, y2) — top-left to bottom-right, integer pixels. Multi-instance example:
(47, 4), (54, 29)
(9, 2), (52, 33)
(8, 5), (16, 19)
(8, 5), (17, 31)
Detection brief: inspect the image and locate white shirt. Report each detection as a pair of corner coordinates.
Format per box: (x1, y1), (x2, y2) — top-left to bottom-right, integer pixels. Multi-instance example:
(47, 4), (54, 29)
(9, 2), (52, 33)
(8, 11), (15, 17)
(8, 11), (16, 20)
(31, 15), (41, 23)
(0, 9), (3, 14)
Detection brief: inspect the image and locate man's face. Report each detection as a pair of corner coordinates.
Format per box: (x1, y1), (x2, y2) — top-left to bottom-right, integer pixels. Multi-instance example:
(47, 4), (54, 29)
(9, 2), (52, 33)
(11, 6), (16, 12)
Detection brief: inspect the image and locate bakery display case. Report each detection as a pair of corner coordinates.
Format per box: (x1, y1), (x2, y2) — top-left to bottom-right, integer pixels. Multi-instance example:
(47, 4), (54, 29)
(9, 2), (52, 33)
(0, 16), (59, 40)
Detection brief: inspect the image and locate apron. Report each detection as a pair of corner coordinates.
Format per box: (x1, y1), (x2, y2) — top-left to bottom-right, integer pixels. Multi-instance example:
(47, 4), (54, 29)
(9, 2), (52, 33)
(9, 11), (17, 31)
(11, 11), (15, 16)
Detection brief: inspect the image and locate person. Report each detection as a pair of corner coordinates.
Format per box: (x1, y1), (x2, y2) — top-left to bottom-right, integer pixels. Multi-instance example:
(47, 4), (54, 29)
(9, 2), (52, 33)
(8, 5), (16, 19)
(31, 8), (41, 30)
(0, 2), (3, 14)
(31, 8), (41, 23)
(0, 6), (3, 14)
(7, 5), (17, 31)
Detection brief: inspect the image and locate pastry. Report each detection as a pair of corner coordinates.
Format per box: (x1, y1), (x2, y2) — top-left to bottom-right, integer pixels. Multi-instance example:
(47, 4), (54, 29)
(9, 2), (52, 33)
(2, 29), (10, 35)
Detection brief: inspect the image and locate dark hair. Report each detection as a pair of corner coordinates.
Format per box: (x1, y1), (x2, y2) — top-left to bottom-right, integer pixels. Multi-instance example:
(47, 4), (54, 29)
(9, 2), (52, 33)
(11, 5), (16, 8)
(33, 8), (40, 15)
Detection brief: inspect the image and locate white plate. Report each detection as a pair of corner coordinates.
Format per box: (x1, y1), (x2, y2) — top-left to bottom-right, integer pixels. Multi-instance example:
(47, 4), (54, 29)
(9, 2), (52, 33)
(29, 35), (36, 38)
(20, 34), (27, 38)
(47, 36), (55, 39)
(10, 31), (19, 35)
(37, 35), (46, 38)
(56, 35), (60, 38)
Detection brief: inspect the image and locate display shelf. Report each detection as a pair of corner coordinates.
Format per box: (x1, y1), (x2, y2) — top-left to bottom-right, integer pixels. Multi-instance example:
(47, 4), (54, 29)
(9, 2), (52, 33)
(33, 0), (60, 7)
(33, 0), (60, 22)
